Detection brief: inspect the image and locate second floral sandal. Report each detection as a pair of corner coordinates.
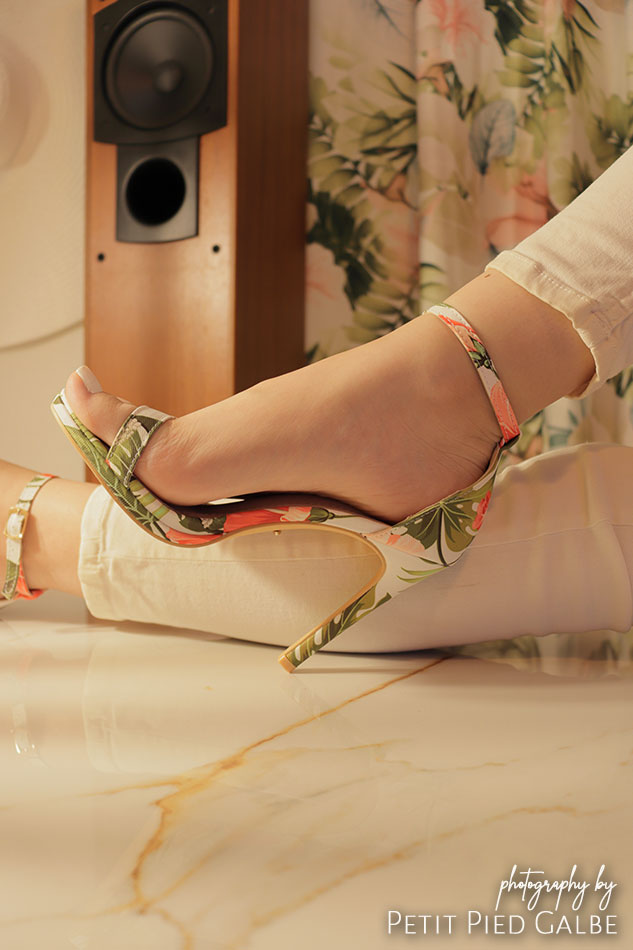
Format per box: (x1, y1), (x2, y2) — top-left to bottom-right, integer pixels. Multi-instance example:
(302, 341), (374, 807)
(1, 474), (57, 609)
(50, 304), (520, 672)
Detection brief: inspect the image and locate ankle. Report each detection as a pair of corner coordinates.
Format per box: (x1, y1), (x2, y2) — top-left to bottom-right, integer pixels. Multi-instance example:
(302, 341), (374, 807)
(445, 270), (596, 422)
(0, 464), (47, 599)
(399, 313), (502, 451)
(0, 467), (92, 599)
(314, 314), (505, 521)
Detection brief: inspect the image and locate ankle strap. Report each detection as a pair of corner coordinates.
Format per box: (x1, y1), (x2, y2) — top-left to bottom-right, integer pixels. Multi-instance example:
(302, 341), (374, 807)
(428, 304), (520, 449)
(2, 473), (56, 602)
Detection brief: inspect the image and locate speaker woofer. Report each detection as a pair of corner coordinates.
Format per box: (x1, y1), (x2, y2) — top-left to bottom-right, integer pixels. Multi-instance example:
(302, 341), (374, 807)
(93, 0), (227, 146)
(104, 8), (213, 131)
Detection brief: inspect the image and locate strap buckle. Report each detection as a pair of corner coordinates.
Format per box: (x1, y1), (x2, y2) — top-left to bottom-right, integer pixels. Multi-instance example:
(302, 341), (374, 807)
(4, 506), (28, 542)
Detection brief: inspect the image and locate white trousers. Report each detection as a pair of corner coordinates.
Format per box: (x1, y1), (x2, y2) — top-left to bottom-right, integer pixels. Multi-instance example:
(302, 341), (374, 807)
(78, 146), (633, 652)
(78, 442), (633, 652)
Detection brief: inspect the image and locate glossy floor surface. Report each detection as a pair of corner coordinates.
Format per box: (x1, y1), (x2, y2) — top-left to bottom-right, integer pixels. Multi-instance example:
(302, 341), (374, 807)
(1, 592), (631, 949)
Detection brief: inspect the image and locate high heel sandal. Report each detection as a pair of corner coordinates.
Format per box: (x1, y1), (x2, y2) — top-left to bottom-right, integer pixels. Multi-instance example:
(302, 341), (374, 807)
(50, 304), (519, 671)
(1, 474), (56, 608)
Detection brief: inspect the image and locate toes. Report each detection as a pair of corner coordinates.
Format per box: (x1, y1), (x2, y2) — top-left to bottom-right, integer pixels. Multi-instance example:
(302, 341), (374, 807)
(64, 366), (137, 447)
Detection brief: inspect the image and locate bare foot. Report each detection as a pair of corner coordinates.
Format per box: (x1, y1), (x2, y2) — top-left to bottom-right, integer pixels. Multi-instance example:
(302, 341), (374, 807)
(63, 311), (502, 523)
(66, 259), (597, 525)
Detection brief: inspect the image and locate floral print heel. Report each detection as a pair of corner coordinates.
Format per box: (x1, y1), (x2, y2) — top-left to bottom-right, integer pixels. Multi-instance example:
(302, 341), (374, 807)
(50, 303), (519, 672)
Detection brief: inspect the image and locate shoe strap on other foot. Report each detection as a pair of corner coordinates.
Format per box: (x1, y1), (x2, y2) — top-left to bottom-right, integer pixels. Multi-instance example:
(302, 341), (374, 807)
(428, 304), (520, 450)
(105, 406), (174, 488)
(2, 473), (56, 603)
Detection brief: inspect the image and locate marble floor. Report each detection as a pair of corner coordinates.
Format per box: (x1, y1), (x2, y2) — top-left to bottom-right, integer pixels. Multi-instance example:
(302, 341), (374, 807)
(0, 591), (631, 949)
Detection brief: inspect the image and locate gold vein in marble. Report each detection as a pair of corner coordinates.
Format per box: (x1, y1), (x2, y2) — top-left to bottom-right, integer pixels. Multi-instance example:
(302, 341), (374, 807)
(18, 656), (449, 930)
(225, 802), (617, 948)
(128, 658), (450, 909)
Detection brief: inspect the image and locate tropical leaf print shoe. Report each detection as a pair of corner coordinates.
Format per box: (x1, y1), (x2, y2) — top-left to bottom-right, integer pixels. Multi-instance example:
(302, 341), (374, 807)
(50, 304), (520, 672)
(1, 474), (57, 608)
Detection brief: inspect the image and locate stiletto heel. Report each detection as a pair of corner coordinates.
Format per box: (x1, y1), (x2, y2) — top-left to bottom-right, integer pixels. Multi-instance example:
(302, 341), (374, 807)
(50, 304), (519, 671)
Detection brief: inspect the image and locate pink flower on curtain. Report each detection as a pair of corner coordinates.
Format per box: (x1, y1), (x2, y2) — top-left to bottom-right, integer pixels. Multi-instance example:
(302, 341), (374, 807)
(305, 241), (355, 356)
(362, 185), (419, 263)
(428, 0), (490, 53)
(485, 159), (556, 252)
(306, 237), (345, 304)
(418, 1), (499, 91)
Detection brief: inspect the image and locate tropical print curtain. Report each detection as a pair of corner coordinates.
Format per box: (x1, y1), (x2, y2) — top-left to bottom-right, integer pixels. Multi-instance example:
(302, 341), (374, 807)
(306, 0), (633, 462)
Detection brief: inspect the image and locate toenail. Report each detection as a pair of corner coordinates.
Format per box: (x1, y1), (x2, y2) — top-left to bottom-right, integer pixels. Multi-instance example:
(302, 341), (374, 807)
(75, 365), (102, 394)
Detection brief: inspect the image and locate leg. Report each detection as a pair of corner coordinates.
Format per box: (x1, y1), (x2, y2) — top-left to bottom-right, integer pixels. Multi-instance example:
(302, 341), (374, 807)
(0, 461), (95, 599)
(61, 147), (633, 523)
(3, 443), (632, 649)
(63, 271), (593, 525)
(65, 143), (633, 523)
(71, 441), (633, 651)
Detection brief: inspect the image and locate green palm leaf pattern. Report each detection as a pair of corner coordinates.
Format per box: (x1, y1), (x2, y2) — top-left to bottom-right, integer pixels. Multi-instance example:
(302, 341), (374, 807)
(307, 0), (633, 478)
(398, 564), (451, 585)
(401, 480), (493, 560)
(307, 58), (419, 352)
(307, 506), (344, 523)
(287, 586), (393, 669)
(3, 560), (18, 596)
(52, 395), (352, 545)
(52, 395), (170, 540)
(106, 412), (166, 486)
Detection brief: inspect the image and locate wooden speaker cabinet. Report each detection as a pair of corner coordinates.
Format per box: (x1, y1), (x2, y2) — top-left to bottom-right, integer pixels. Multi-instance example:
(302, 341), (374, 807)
(86, 0), (308, 417)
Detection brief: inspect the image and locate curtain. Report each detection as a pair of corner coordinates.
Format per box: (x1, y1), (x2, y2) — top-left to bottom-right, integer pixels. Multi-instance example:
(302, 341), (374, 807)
(306, 0), (633, 461)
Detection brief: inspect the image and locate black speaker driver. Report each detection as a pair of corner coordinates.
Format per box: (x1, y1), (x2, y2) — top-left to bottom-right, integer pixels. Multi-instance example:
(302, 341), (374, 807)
(104, 8), (214, 131)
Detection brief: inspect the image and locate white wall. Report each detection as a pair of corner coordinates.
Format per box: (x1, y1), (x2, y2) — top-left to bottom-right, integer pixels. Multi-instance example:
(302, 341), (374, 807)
(0, 0), (85, 478)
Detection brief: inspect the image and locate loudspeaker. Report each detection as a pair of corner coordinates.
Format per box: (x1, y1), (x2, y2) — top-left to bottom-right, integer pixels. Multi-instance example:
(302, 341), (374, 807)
(86, 0), (308, 418)
(93, 0), (228, 242)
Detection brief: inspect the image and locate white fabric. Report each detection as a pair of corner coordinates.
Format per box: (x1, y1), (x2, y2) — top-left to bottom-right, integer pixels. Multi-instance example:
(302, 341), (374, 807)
(77, 442), (633, 652)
